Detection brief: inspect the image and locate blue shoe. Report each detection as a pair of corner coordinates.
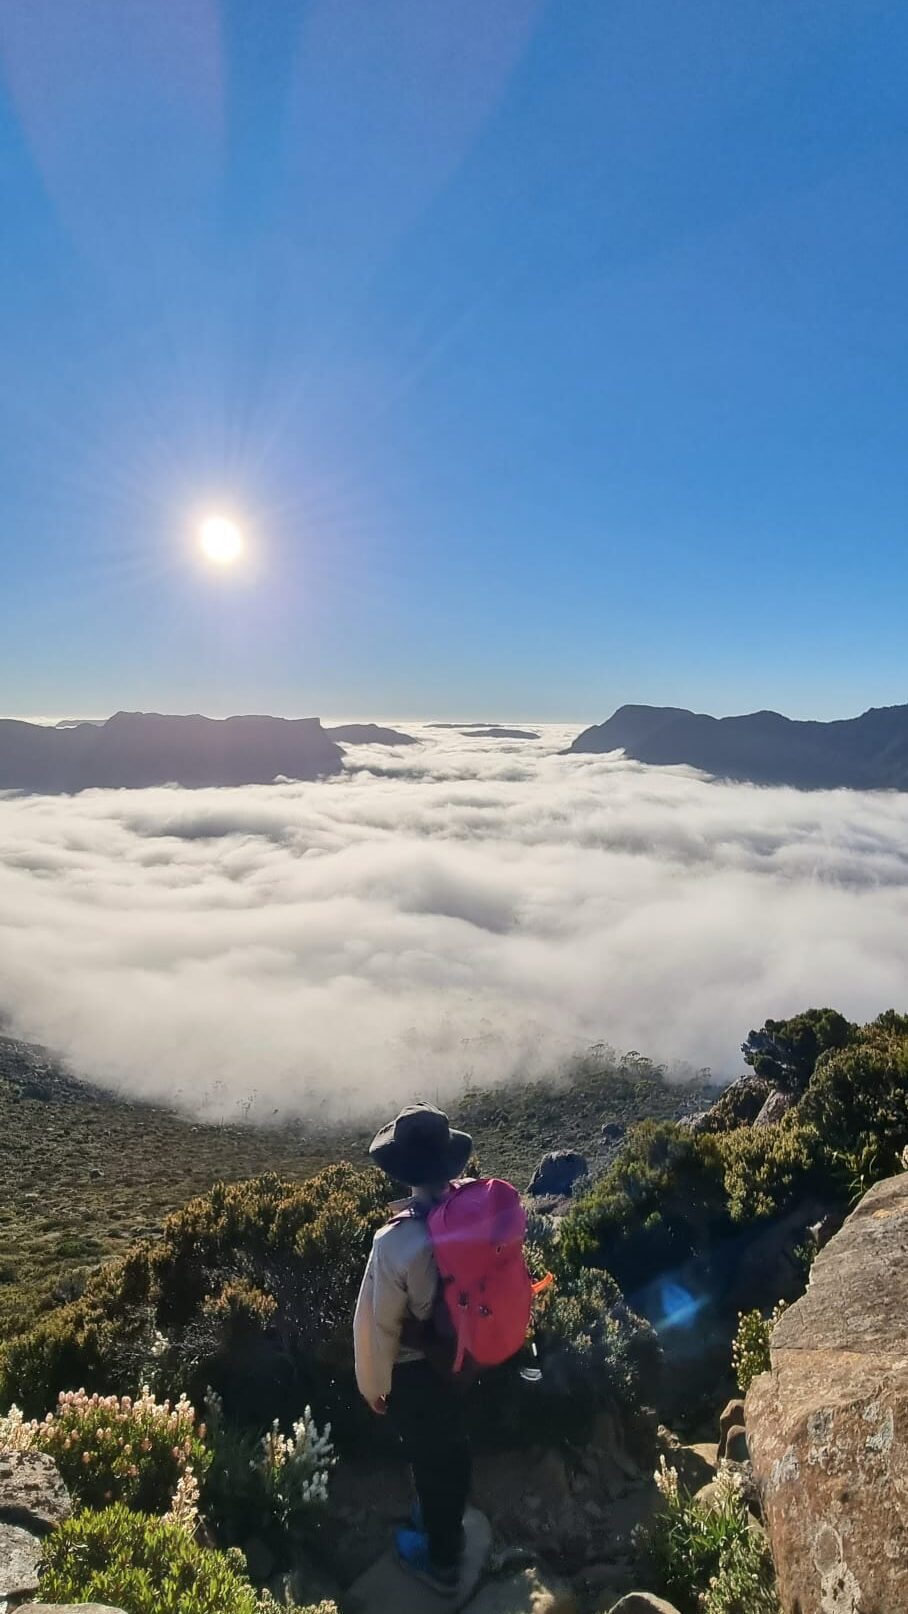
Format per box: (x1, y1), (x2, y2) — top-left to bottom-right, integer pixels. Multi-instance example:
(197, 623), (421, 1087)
(394, 1527), (460, 1595)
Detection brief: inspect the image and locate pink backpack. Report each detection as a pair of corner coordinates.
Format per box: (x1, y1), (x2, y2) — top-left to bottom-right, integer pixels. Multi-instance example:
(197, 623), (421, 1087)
(425, 1178), (536, 1374)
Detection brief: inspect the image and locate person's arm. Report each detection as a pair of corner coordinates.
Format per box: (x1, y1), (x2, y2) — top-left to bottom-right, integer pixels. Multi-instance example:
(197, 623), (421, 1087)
(353, 1232), (410, 1412)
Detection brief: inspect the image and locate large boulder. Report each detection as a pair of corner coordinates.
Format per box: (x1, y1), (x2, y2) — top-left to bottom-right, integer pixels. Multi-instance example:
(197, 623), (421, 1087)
(689, 1075), (772, 1134)
(527, 1151), (588, 1198)
(747, 1171), (908, 1614)
(752, 1089), (795, 1127)
(0, 1449), (72, 1533)
(0, 1520), (42, 1602)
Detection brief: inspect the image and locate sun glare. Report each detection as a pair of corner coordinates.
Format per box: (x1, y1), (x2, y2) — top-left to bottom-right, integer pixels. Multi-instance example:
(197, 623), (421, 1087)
(199, 514), (244, 566)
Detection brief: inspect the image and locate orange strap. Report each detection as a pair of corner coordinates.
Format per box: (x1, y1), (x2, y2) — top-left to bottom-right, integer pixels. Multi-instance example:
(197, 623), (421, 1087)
(531, 1272), (555, 1297)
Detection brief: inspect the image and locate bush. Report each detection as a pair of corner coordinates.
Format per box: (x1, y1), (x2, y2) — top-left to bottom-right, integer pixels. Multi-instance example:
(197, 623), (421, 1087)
(640, 1460), (779, 1614)
(38, 1503), (261, 1613)
(731, 1303), (787, 1395)
(799, 1026), (908, 1185)
(467, 1221), (660, 1448)
(4, 1385), (209, 1513)
(742, 1009), (854, 1096)
(559, 1122), (731, 1295)
(202, 1389), (335, 1553)
(1, 1165), (391, 1426)
(710, 1116), (822, 1222)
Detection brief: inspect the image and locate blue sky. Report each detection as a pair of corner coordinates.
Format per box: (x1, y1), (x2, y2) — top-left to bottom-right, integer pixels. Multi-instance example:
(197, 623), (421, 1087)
(2, 0), (907, 721)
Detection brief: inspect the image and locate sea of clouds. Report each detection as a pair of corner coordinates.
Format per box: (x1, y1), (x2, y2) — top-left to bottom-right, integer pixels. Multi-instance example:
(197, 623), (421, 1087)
(3, 722), (908, 1122)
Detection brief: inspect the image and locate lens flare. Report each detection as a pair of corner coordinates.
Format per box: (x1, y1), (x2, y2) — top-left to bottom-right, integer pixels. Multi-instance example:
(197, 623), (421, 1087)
(199, 515), (243, 566)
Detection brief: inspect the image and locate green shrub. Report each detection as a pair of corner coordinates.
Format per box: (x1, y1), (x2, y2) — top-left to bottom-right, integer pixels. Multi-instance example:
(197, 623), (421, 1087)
(731, 1304), (787, 1395)
(559, 1122), (731, 1294)
(640, 1461), (779, 1614)
(710, 1116), (822, 1222)
(1, 1165), (391, 1427)
(38, 1503), (260, 1613)
(6, 1385), (209, 1513)
(742, 1008), (854, 1096)
(799, 1027), (908, 1184)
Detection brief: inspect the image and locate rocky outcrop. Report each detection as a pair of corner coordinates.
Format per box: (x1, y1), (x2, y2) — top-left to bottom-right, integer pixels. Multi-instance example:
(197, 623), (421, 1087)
(688, 1075), (771, 1134)
(747, 1171), (908, 1614)
(0, 1451), (71, 1533)
(752, 1089), (795, 1127)
(0, 1523), (42, 1606)
(0, 1450), (74, 1611)
(526, 1151), (589, 1198)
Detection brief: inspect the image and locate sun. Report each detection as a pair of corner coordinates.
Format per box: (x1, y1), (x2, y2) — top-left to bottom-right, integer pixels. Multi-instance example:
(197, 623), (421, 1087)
(199, 514), (244, 566)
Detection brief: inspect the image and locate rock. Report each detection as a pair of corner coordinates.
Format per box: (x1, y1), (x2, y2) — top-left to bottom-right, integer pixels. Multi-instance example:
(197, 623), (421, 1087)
(752, 1089), (795, 1127)
(89, 1166), (103, 1179)
(717, 1398), (746, 1458)
(606, 1596), (683, 1614)
(346, 1506), (491, 1614)
(689, 1076), (771, 1134)
(527, 1152), (589, 1198)
(656, 1428), (716, 1493)
(574, 1560), (634, 1606)
(693, 1478), (721, 1512)
(463, 1565), (577, 1613)
(747, 1170), (908, 1614)
(0, 1521), (41, 1601)
(601, 1122), (626, 1142)
(0, 1449), (72, 1533)
(723, 1425), (749, 1464)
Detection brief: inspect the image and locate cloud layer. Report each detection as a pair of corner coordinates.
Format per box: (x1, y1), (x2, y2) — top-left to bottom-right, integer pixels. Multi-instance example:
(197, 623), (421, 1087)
(3, 724), (908, 1122)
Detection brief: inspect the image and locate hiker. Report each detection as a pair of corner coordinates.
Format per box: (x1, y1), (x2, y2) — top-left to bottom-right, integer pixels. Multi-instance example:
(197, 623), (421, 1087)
(354, 1103), (476, 1593)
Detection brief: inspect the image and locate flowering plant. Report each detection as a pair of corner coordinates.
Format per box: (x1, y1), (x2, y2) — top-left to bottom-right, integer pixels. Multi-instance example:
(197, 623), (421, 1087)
(254, 1405), (335, 1524)
(640, 1460), (779, 1613)
(3, 1386), (210, 1514)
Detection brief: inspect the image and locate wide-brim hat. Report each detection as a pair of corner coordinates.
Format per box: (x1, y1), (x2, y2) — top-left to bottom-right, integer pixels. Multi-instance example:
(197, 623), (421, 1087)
(369, 1102), (473, 1186)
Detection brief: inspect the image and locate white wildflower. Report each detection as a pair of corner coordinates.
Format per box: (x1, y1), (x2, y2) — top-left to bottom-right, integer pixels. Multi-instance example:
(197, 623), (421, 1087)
(654, 1453), (680, 1503)
(166, 1464), (200, 1534)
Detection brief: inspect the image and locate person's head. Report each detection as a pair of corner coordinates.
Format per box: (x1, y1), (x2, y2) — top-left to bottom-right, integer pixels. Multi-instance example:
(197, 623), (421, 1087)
(368, 1102), (472, 1191)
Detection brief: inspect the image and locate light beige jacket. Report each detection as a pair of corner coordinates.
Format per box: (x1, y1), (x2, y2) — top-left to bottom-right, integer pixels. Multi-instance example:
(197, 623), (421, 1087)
(353, 1200), (440, 1406)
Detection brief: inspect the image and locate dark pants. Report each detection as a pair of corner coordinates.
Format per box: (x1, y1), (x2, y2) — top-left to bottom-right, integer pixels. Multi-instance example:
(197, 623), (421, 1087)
(388, 1359), (472, 1569)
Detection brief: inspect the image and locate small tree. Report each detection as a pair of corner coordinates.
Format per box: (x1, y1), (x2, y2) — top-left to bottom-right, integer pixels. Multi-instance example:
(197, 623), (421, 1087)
(742, 1009), (854, 1096)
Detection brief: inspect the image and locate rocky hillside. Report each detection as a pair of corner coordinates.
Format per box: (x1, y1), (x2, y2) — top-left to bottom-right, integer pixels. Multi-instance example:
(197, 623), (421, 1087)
(570, 702), (908, 789)
(0, 1034), (715, 1344)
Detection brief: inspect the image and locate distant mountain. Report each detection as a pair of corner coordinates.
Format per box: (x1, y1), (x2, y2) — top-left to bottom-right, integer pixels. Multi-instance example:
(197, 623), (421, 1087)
(466, 727), (540, 740)
(0, 712), (344, 792)
(569, 703), (908, 790)
(327, 723), (417, 746)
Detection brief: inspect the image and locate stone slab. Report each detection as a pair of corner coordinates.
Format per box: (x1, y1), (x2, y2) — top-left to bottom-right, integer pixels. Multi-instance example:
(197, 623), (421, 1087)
(0, 1449), (72, 1532)
(346, 1507), (492, 1614)
(0, 1520), (41, 1601)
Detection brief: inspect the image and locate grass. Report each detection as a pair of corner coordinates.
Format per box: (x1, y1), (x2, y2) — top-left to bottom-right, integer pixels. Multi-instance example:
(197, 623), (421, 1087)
(0, 1033), (715, 1347)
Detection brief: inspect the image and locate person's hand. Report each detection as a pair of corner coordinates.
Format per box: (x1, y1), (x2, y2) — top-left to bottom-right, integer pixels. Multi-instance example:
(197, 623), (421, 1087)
(369, 1394), (389, 1416)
